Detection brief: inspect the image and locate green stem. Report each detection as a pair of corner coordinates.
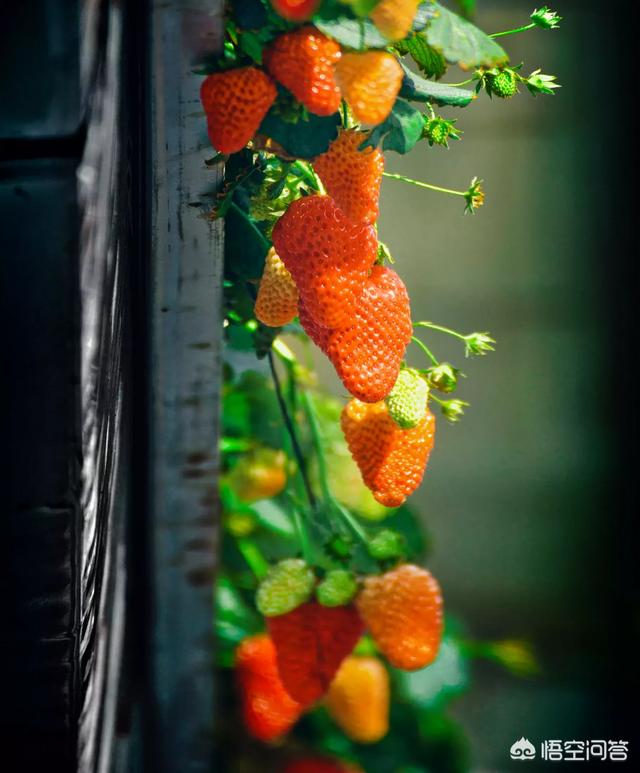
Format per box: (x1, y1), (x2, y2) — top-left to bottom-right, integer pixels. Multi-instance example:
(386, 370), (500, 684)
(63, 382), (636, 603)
(383, 172), (466, 199)
(490, 22), (535, 38)
(299, 390), (332, 502)
(292, 160), (325, 194)
(332, 500), (369, 545)
(267, 351), (317, 510)
(411, 335), (439, 367)
(237, 537), (269, 580)
(291, 503), (314, 564)
(446, 77), (475, 87)
(300, 390), (369, 546)
(414, 321), (467, 343)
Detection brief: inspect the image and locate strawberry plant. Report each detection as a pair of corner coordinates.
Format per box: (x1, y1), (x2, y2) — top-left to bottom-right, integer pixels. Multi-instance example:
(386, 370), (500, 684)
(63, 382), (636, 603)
(206, 1), (560, 769)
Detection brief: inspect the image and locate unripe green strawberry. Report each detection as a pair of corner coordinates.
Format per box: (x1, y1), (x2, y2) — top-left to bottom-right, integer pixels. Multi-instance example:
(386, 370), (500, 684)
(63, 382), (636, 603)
(487, 69), (518, 99)
(426, 362), (460, 394)
(385, 369), (428, 429)
(317, 570), (358, 607)
(256, 559), (316, 617)
(367, 529), (405, 561)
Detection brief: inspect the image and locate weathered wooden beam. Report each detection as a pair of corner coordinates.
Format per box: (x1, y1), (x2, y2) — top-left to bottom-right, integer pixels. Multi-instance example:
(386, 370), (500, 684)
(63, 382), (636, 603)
(148, 1), (224, 771)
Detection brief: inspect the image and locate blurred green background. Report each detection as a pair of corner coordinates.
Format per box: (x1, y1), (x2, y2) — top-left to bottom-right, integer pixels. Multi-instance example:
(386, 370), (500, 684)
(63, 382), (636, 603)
(308, 1), (632, 767)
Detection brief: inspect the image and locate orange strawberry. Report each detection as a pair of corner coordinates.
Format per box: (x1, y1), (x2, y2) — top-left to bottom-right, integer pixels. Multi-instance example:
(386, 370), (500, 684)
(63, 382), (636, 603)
(271, 0), (320, 22)
(313, 129), (384, 225)
(235, 634), (302, 741)
(370, 0), (420, 42)
(340, 399), (435, 507)
(325, 265), (412, 403)
(335, 52), (403, 125)
(200, 67), (276, 154)
(284, 759), (362, 773)
(356, 564), (443, 670)
(272, 195), (377, 329)
(266, 601), (364, 705)
(255, 247), (299, 327)
(264, 27), (342, 116)
(325, 656), (389, 743)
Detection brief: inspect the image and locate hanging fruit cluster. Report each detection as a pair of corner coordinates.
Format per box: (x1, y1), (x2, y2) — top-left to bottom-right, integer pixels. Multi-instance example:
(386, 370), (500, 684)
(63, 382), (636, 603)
(205, 1), (560, 769)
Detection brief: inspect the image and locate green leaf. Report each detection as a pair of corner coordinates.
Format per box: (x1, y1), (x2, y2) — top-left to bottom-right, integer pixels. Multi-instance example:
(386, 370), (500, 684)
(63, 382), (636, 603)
(238, 31), (264, 64)
(215, 575), (261, 645)
(315, 17), (390, 49)
(224, 203), (269, 280)
(426, 2), (509, 69)
(259, 110), (340, 159)
(399, 63), (474, 107)
(404, 34), (447, 79)
(251, 499), (296, 539)
(362, 99), (424, 155)
(316, 5), (437, 49)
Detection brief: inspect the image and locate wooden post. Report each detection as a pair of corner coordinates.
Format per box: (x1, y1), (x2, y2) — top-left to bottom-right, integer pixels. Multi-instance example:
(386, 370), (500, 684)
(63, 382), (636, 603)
(148, 2), (224, 771)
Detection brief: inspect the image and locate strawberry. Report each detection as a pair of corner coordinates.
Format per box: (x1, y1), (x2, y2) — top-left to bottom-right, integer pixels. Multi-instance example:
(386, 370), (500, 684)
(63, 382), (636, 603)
(226, 448), (287, 502)
(284, 759), (362, 773)
(340, 398), (435, 507)
(313, 129), (384, 225)
(316, 569), (358, 607)
(325, 656), (389, 743)
(256, 559), (316, 617)
(298, 300), (331, 352)
(255, 247), (299, 327)
(267, 600), (364, 705)
(370, 0), (420, 42)
(271, 0), (320, 22)
(335, 52), (403, 125)
(264, 27), (342, 116)
(385, 368), (429, 429)
(235, 634), (302, 741)
(486, 68), (519, 99)
(272, 195), (377, 329)
(200, 67), (276, 154)
(325, 265), (412, 403)
(356, 564), (443, 670)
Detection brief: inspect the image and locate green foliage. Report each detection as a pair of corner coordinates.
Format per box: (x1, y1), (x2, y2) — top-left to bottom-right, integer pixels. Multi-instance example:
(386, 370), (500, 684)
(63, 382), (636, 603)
(361, 99), (424, 154)
(399, 63), (475, 107)
(399, 34), (447, 79)
(427, 2), (509, 69)
(316, 2), (435, 47)
(259, 109), (340, 158)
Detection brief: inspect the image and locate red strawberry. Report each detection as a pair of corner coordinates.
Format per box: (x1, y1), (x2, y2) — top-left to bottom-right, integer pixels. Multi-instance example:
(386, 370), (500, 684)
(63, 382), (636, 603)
(200, 67), (276, 154)
(264, 27), (342, 116)
(325, 265), (412, 403)
(267, 601), (364, 705)
(298, 300), (330, 352)
(313, 129), (384, 225)
(341, 399), (435, 507)
(235, 634), (302, 741)
(271, 0), (320, 22)
(272, 195), (377, 329)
